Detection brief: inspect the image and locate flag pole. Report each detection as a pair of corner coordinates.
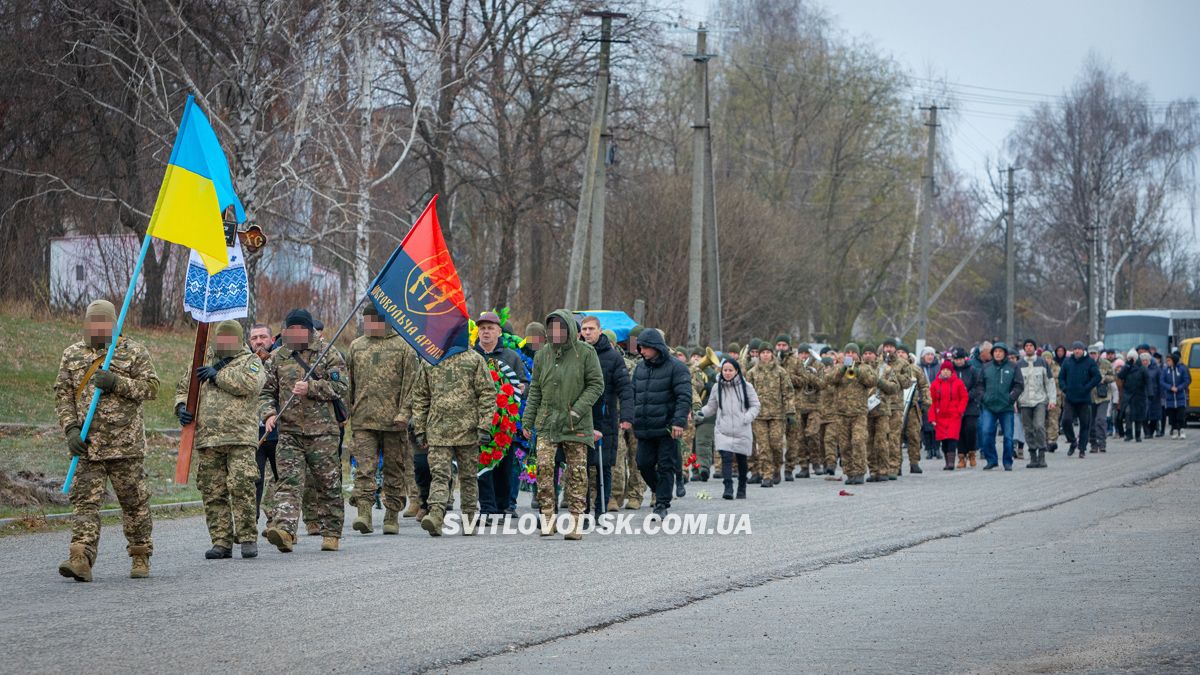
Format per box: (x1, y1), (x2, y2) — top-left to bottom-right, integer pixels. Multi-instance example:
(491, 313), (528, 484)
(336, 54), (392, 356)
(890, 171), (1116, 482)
(258, 195), (439, 445)
(62, 233), (154, 493)
(63, 96), (199, 493)
(174, 321), (209, 484)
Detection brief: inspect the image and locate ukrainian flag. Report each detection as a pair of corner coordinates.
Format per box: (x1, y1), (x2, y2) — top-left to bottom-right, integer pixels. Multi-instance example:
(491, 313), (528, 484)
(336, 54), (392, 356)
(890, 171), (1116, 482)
(147, 95), (245, 274)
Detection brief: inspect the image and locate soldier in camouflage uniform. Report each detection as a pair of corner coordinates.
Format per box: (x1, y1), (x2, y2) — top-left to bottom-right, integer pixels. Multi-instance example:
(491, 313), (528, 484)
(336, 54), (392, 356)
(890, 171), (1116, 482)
(174, 320), (265, 560)
(347, 304), (420, 535)
(522, 310), (605, 539)
(881, 339), (912, 480)
(613, 327), (647, 509)
(824, 343), (877, 485)
(1043, 351), (1063, 451)
(896, 346), (932, 474)
(259, 309), (348, 553)
(864, 345), (901, 481)
(55, 299), (159, 582)
(817, 351), (839, 474)
(782, 340), (824, 479)
(410, 346), (494, 537)
(746, 348), (794, 487)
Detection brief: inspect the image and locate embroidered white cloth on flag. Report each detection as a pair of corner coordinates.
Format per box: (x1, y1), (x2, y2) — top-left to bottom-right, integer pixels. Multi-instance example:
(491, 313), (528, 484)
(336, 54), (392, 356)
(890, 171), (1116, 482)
(184, 239), (249, 322)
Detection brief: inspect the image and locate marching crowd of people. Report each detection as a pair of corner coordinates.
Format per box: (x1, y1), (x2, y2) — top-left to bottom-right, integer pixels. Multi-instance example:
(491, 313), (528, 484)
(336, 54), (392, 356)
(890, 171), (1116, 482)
(52, 298), (1191, 582)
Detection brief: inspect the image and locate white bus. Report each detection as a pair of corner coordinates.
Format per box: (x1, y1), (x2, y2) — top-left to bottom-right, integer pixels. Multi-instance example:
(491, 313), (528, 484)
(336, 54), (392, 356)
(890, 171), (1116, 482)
(1103, 310), (1200, 355)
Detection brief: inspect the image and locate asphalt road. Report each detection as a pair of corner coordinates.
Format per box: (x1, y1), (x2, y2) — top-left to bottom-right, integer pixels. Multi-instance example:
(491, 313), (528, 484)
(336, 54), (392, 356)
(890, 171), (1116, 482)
(2, 434), (1197, 674)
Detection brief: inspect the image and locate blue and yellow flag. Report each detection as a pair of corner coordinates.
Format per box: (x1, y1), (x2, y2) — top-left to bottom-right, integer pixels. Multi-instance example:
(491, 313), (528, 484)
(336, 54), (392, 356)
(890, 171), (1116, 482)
(147, 95), (245, 274)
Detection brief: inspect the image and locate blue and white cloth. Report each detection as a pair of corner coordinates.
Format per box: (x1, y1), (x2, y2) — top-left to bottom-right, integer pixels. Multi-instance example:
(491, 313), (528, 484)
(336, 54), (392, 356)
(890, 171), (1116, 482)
(184, 239), (249, 322)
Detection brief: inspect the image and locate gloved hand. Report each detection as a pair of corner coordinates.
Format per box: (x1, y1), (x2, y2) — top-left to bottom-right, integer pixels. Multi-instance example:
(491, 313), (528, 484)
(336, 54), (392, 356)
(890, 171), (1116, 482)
(479, 429), (493, 446)
(415, 433), (429, 451)
(196, 365), (219, 383)
(92, 370), (118, 392)
(213, 357), (232, 371)
(175, 402), (194, 426)
(66, 425), (87, 457)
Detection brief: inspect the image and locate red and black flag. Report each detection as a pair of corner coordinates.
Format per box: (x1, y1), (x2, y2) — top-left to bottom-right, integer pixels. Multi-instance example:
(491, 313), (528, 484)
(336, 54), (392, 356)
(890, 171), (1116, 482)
(368, 195), (470, 364)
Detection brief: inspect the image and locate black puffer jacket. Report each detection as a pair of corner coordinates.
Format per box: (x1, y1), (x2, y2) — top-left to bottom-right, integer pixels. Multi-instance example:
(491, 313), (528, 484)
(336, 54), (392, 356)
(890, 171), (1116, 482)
(631, 328), (692, 439)
(590, 333), (633, 465)
(956, 361), (983, 416)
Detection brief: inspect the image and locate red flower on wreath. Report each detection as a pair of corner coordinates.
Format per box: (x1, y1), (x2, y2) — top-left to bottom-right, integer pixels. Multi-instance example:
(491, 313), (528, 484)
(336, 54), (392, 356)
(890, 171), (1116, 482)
(507, 403), (519, 415)
(490, 370), (500, 382)
(500, 383), (515, 396)
(479, 363), (521, 473)
(495, 432), (511, 448)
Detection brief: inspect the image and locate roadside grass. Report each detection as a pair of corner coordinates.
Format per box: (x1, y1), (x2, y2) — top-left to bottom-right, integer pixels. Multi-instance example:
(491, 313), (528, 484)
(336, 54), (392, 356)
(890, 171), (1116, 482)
(0, 427), (201, 519)
(0, 306), (197, 429)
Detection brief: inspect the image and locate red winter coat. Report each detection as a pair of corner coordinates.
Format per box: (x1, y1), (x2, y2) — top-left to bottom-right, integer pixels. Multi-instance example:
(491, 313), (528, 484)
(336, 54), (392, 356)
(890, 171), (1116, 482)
(928, 364), (968, 441)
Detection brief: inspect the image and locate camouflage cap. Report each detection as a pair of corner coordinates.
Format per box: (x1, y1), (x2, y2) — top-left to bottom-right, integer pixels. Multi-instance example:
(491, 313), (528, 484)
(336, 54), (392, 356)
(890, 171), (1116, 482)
(749, 338), (763, 351)
(882, 337), (898, 348)
(690, 346), (705, 357)
(525, 321), (547, 338)
(85, 299), (116, 323)
(843, 342), (860, 353)
(363, 303), (379, 317)
(629, 325), (645, 339)
(602, 329), (618, 344)
(796, 343), (812, 354)
(215, 320), (243, 340)
(774, 334), (791, 345)
(727, 342), (741, 353)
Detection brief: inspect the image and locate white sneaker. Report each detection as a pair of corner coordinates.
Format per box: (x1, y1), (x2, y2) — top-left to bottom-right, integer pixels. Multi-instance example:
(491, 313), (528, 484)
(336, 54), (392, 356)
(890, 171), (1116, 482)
(1180, 432), (1187, 440)
(1169, 430), (1177, 439)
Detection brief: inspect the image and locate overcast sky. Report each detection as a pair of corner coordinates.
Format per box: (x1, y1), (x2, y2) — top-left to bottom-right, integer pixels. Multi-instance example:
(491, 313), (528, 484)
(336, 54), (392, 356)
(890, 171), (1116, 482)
(663, 0), (1199, 223)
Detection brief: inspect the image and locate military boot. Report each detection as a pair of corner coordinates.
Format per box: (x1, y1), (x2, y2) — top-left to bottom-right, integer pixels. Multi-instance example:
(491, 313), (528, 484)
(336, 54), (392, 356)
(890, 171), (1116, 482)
(606, 497), (619, 512)
(205, 545), (233, 559)
(305, 521), (320, 536)
(320, 536), (339, 551)
(264, 527), (295, 553)
(415, 506), (428, 521)
(539, 510), (557, 536)
(128, 545), (151, 579)
(624, 495), (642, 510)
(420, 508), (444, 537)
(910, 463), (923, 474)
(1026, 450), (1039, 469)
(353, 503), (374, 534)
(402, 497), (420, 518)
(383, 509), (400, 535)
(240, 542), (258, 559)
(797, 467), (811, 479)
(564, 513), (583, 540)
(57, 544), (92, 582)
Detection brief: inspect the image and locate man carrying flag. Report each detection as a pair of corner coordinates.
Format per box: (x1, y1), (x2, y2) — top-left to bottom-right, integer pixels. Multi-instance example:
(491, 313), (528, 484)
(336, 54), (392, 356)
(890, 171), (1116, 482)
(56, 94), (241, 580)
(55, 300), (159, 582)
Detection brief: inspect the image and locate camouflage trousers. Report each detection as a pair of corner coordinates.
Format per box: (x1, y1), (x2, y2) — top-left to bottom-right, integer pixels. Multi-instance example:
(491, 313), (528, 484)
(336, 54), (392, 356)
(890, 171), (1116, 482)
(786, 410), (822, 472)
(536, 438), (587, 515)
(903, 407), (923, 464)
(351, 428), (414, 512)
(269, 432), (343, 538)
(752, 418), (785, 481)
(69, 456), (153, 563)
(827, 414), (868, 478)
(1046, 395), (1063, 443)
(821, 421), (838, 469)
(196, 444), (258, 547)
(611, 429), (646, 503)
(866, 414), (891, 478)
(694, 422), (715, 471)
(427, 445), (478, 518)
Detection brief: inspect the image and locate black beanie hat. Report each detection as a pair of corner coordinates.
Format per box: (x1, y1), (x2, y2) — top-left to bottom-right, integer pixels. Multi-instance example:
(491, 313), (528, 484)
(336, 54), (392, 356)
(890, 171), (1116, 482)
(285, 308), (314, 330)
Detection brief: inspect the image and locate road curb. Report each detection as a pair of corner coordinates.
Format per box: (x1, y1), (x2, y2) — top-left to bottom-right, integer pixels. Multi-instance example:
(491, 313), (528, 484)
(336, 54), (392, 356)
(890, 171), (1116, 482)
(0, 500), (202, 528)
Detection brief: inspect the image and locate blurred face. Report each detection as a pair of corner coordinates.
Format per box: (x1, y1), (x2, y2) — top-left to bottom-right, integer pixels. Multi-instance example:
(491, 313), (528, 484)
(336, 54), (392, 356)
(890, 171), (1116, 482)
(675, 352), (687, 364)
(580, 321), (601, 345)
(1008, 353), (1019, 363)
(214, 333), (241, 356)
(980, 344), (993, 361)
(883, 345), (896, 357)
(759, 349), (773, 364)
(897, 349), (909, 362)
(1073, 347), (1085, 358)
(721, 362), (737, 380)
(863, 351), (877, 363)
(85, 318), (113, 347)
(478, 322), (501, 347)
(749, 349), (759, 358)
(364, 315), (388, 337)
(939, 367), (951, 379)
(248, 327), (273, 353)
(953, 356), (966, 368)
(923, 352), (935, 364)
(845, 350), (859, 363)
(638, 345), (659, 361)
(690, 354), (702, 366)
(992, 348), (1006, 362)
(1024, 343), (1036, 356)
(527, 334), (544, 352)
(775, 341), (790, 354)
(548, 320), (567, 345)
(283, 324), (310, 349)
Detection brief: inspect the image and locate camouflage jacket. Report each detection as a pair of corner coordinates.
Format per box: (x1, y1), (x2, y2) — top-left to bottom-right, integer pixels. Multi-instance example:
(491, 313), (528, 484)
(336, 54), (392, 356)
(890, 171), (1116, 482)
(747, 359), (795, 420)
(54, 338), (159, 460)
(869, 362), (902, 418)
(884, 354), (914, 414)
(348, 332), (420, 431)
(909, 356), (932, 408)
(410, 349), (495, 446)
(1093, 357), (1116, 404)
(259, 339), (348, 436)
(824, 361), (878, 417)
(784, 354), (824, 413)
(175, 348), (265, 450)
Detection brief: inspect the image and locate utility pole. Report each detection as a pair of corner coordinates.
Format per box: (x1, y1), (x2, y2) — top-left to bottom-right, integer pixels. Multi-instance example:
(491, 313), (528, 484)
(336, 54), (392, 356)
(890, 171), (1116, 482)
(1005, 166), (1016, 346)
(685, 24), (710, 347)
(703, 77), (723, 349)
(587, 125), (609, 308)
(915, 104), (939, 352)
(565, 11), (625, 310)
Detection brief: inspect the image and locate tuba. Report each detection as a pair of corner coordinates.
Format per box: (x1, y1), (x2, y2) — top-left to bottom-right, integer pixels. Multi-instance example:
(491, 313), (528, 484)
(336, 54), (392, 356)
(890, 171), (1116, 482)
(698, 346), (719, 372)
